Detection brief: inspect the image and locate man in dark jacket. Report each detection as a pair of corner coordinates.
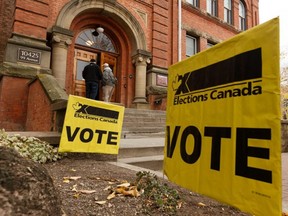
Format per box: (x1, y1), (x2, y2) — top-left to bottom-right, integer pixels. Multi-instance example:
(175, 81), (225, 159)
(82, 59), (102, 99)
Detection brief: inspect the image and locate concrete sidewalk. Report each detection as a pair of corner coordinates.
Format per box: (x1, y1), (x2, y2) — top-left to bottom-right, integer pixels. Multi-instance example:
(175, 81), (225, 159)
(118, 138), (288, 213)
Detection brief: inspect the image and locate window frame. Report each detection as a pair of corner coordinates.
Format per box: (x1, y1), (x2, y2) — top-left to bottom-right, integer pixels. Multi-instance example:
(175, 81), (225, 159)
(239, 1), (246, 30)
(75, 28), (117, 53)
(224, 0), (233, 24)
(186, 35), (198, 57)
(186, 0), (199, 7)
(207, 0), (218, 16)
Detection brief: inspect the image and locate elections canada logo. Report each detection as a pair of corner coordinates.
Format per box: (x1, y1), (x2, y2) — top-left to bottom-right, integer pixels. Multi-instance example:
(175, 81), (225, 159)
(173, 48), (263, 105)
(72, 102), (119, 124)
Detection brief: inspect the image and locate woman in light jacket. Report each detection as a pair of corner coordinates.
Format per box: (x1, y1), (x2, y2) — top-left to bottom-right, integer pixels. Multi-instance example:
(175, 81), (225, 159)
(102, 63), (116, 102)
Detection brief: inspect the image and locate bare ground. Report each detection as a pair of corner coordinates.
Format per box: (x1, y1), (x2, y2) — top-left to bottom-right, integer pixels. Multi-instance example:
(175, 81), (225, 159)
(43, 155), (252, 216)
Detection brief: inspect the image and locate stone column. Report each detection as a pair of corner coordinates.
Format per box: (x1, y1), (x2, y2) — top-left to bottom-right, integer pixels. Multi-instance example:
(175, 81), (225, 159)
(132, 50), (151, 104)
(51, 26), (73, 89)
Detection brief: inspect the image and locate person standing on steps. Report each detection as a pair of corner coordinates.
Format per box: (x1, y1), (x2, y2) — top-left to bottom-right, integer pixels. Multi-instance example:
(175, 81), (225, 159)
(102, 63), (117, 102)
(82, 59), (102, 100)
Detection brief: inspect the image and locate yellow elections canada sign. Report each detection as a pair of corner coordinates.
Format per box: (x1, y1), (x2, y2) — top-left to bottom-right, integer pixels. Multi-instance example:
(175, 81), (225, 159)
(59, 95), (124, 154)
(164, 18), (282, 215)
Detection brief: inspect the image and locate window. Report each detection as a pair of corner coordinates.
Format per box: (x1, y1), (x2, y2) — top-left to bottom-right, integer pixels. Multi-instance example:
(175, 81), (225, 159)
(186, 35), (198, 57)
(224, 0), (232, 24)
(76, 28), (116, 53)
(239, 1), (246, 30)
(187, 0), (198, 7)
(207, 42), (214, 49)
(207, 0), (217, 16)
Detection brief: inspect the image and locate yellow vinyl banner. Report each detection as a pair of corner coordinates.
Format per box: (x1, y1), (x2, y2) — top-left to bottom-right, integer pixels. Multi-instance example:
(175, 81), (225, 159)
(164, 18), (282, 215)
(59, 95), (124, 154)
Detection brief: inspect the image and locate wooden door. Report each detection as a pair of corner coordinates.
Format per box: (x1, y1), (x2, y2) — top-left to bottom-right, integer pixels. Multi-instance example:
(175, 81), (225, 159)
(73, 50), (97, 97)
(100, 52), (117, 102)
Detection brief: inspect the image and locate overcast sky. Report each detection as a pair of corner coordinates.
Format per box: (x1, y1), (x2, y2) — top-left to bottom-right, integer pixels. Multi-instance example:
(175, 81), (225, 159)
(259, 0), (287, 53)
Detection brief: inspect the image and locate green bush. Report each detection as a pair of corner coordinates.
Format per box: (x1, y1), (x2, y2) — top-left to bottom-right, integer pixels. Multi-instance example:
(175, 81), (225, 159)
(135, 171), (180, 215)
(0, 129), (64, 163)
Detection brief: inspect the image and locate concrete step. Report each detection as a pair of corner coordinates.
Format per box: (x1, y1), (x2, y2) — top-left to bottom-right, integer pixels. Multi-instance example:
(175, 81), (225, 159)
(6, 131), (61, 146)
(117, 155), (163, 171)
(117, 137), (165, 171)
(122, 127), (165, 135)
(119, 137), (164, 158)
(121, 132), (165, 139)
(122, 120), (166, 126)
(122, 109), (166, 136)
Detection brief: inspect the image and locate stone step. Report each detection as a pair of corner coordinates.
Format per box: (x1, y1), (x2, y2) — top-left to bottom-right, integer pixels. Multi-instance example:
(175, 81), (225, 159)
(117, 155), (163, 171)
(124, 108), (166, 115)
(123, 119), (165, 125)
(122, 126), (165, 135)
(121, 132), (165, 139)
(122, 109), (166, 137)
(6, 131), (61, 146)
(118, 137), (164, 158)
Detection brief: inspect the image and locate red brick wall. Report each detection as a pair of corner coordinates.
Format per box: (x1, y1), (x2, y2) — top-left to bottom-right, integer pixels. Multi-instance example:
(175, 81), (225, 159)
(0, 0), (15, 62)
(14, 0), (49, 39)
(25, 80), (53, 131)
(0, 76), (29, 131)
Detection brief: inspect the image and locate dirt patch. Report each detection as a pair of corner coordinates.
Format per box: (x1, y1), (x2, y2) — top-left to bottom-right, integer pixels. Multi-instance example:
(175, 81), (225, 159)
(43, 156), (251, 216)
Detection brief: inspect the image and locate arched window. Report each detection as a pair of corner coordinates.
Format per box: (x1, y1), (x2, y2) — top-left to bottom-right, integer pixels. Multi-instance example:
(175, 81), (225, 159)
(76, 28), (116, 53)
(239, 1), (246, 30)
(224, 0), (232, 24)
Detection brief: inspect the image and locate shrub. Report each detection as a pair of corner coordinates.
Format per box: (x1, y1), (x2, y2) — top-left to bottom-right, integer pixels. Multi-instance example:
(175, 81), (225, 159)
(0, 129), (64, 163)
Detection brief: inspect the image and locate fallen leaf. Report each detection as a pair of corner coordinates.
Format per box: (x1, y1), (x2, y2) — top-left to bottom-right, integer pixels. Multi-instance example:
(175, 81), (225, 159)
(117, 182), (130, 188)
(73, 193), (80, 199)
(70, 168), (76, 172)
(63, 179), (70, 183)
(107, 192), (116, 200)
(115, 186), (140, 197)
(177, 201), (182, 209)
(78, 190), (96, 194)
(95, 201), (106, 205)
(115, 187), (126, 194)
(63, 176), (81, 181)
(71, 184), (78, 192)
(103, 186), (112, 191)
(197, 202), (206, 207)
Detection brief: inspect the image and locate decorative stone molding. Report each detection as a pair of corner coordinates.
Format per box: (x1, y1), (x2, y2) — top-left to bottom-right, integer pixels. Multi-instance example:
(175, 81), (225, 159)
(132, 50), (151, 66)
(132, 49), (152, 104)
(51, 26), (74, 89)
(52, 34), (73, 49)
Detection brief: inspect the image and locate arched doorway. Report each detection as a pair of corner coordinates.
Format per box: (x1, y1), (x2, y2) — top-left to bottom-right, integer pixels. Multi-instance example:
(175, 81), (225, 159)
(73, 28), (118, 102)
(51, 0), (151, 108)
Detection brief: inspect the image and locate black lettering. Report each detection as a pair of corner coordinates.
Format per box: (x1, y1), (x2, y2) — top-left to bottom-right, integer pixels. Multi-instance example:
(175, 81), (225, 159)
(107, 131), (118, 145)
(66, 126), (80, 141)
(180, 126), (201, 164)
(166, 126), (181, 158)
(204, 127), (231, 171)
(80, 128), (93, 143)
(175, 73), (190, 95)
(235, 128), (272, 183)
(95, 130), (107, 144)
(242, 82), (252, 96)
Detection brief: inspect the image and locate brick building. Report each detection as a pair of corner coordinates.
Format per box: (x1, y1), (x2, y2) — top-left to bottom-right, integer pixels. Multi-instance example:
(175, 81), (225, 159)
(0, 0), (259, 131)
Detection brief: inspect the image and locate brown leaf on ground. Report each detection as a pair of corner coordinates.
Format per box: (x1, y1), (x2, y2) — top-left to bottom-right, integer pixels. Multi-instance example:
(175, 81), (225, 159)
(44, 157), (252, 216)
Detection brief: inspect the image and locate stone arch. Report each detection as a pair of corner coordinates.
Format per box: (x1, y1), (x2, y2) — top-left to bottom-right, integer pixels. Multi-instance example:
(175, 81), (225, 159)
(51, 0), (151, 106)
(55, 0), (147, 52)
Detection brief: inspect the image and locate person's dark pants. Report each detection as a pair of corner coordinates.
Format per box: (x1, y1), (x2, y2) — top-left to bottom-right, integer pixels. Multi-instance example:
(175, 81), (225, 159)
(85, 81), (99, 99)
